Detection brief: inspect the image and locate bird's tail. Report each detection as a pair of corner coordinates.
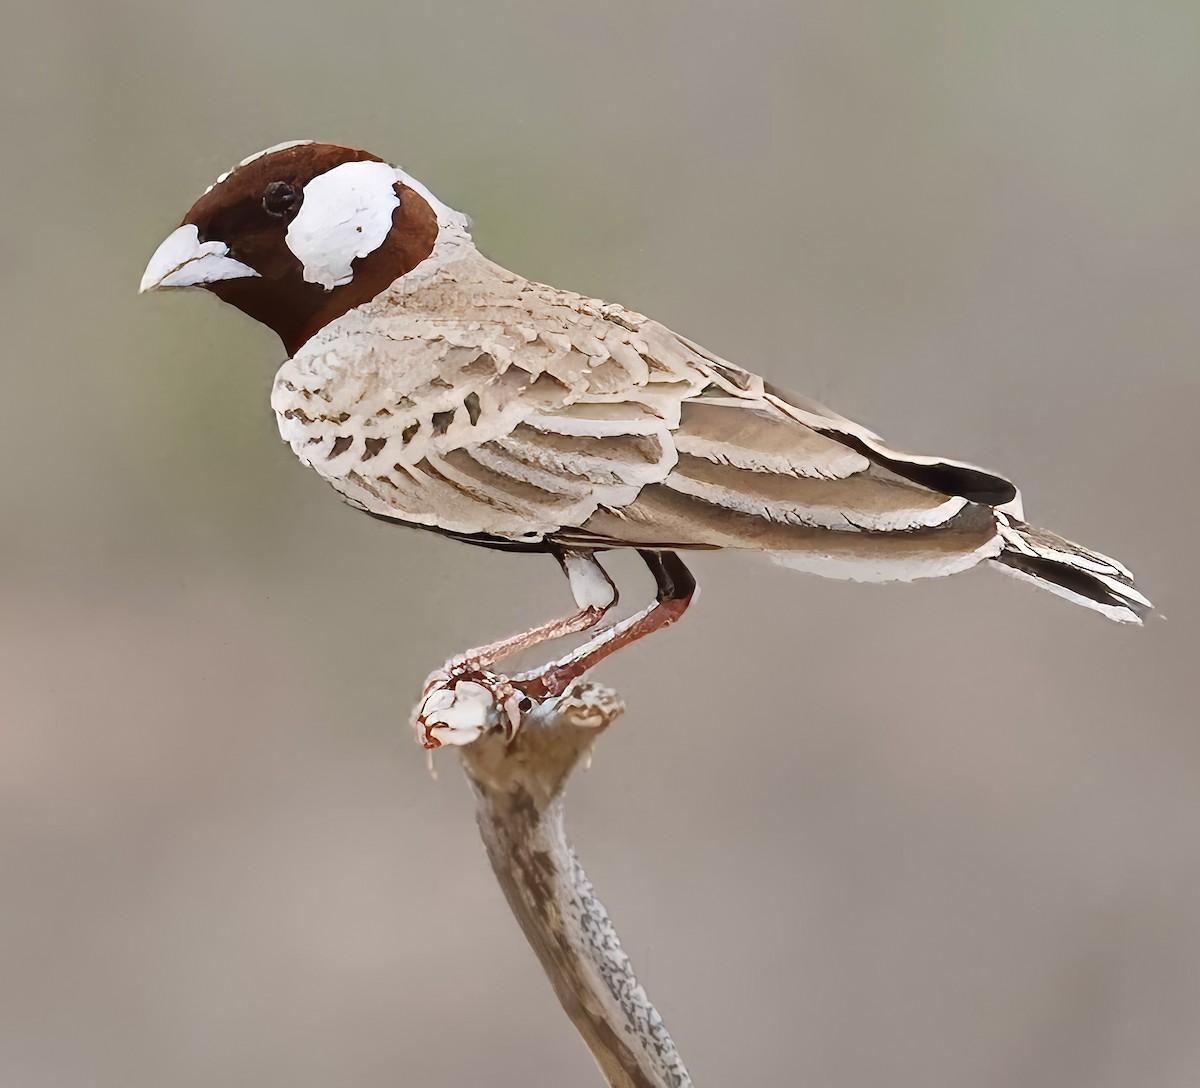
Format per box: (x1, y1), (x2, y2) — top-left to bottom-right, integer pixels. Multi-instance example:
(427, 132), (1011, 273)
(991, 513), (1152, 624)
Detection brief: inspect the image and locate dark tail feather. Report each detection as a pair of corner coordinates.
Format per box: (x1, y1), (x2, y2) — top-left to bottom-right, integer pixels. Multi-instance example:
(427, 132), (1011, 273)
(991, 515), (1152, 624)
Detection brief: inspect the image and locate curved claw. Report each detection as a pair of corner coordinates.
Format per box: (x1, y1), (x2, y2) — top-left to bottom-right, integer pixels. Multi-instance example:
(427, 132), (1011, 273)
(413, 670), (522, 749)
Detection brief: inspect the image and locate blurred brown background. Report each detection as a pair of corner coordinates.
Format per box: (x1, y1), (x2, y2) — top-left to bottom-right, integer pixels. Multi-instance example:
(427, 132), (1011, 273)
(2, 2), (1198, 1085)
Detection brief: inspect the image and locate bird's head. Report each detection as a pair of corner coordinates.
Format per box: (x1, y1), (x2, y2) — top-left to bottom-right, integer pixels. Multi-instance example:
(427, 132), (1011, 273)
(139, 141), (465, 354)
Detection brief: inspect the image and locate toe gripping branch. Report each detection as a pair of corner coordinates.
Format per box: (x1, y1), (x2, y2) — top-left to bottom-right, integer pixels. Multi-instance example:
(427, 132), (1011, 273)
(413, 549), (696, 749)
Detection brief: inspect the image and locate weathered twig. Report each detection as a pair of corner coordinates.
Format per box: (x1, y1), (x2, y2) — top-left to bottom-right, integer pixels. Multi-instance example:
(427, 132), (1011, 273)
(414, 679), (692, 1088)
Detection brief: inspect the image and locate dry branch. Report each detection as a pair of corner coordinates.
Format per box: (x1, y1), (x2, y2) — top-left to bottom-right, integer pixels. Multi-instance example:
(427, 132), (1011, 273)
(415, 680), (692, 1088)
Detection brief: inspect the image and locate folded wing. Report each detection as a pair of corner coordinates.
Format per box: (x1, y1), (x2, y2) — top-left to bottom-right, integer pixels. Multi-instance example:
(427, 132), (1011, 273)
(276, 284), (1146, 619)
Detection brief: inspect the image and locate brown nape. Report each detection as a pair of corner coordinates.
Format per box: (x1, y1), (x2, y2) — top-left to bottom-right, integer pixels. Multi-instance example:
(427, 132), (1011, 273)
(182, 143), (440, 355)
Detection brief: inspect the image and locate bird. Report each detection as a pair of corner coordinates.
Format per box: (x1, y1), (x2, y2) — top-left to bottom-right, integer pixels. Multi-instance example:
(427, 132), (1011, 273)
(140, 141), (1150, 745)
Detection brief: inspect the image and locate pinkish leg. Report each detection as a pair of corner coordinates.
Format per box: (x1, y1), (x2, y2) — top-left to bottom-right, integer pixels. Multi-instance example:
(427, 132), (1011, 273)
(447, 608), (605, 674)
(416, 551), (695, 749)
(512, 551), (696, 700)
(439, 550), (618, 676)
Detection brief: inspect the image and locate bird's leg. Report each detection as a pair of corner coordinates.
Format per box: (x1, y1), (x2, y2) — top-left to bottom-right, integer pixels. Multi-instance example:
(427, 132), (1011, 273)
(415, 551), (695, 748)
(438, 550), (618, 677)
(415, 550), (620, 748)
(511, 551), (697, 701)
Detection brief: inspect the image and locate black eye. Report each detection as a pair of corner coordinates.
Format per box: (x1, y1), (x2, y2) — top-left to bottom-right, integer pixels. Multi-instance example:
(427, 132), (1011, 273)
(262, 181), (299, 218)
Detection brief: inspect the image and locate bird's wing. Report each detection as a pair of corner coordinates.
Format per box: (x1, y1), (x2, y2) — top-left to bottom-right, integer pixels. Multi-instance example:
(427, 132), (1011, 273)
(552, 319), (1012, 582)
(274, 283), (1013, 577)
(559, 379), (1008, 581)
(272, 295), (698, 540)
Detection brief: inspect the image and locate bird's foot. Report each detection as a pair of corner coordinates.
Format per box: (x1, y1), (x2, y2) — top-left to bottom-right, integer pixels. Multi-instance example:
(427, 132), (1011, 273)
(413, 663), (627, 753)
(413, 666), (524, 749)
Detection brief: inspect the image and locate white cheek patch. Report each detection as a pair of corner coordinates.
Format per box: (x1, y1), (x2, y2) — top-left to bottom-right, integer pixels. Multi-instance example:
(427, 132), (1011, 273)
(285, 160), (401, 290)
